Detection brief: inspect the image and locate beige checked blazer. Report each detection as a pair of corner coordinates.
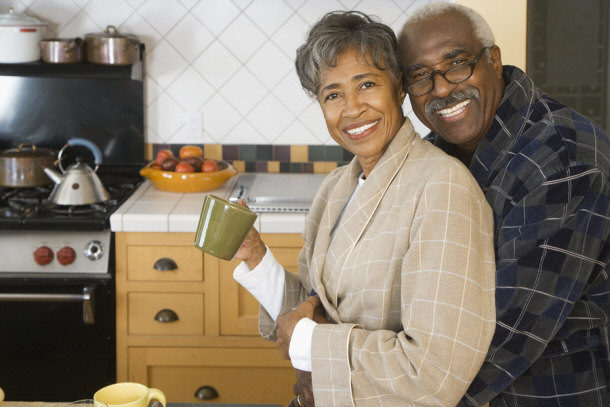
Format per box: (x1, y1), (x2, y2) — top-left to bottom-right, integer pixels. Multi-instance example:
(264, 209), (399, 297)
(259, 120), (496, 406)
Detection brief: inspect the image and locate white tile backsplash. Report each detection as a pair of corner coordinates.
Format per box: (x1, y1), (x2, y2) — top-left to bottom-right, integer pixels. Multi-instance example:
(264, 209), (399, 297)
(191, 0), (241, 36)
(4, 0), (434, 145)
(194, 41), (241, 89)
(84, 0), (135, 28)
(247, 93), (296, 141)
(245, 0), (295, 37)
(167, 66), (214, 111)
(219, 13), (267, 62)
(166, 13), (214, 62)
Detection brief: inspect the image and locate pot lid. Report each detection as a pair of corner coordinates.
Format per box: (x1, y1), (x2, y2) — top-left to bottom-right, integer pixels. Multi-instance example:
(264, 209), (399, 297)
(0, 7), (46, 27)
(1, 143), (55, 158)
(85, 25), (138, 40)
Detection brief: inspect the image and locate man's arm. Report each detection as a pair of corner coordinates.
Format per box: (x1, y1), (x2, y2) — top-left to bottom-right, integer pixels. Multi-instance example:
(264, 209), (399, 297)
(460, 166), (610, 405)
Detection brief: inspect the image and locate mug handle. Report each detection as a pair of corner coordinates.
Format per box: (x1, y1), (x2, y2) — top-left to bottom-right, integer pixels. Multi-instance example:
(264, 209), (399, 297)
(147, 388), (166, 407)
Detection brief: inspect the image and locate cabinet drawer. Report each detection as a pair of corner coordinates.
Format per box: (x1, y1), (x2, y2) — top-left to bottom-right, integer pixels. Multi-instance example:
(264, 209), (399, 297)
(127, 245), (203, 282)
(128, 293), (204, 336)
(129, 347), (294, 405)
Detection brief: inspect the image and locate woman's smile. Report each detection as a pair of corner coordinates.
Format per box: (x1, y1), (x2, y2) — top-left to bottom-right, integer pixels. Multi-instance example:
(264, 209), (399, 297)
(344, 119), (380, 139)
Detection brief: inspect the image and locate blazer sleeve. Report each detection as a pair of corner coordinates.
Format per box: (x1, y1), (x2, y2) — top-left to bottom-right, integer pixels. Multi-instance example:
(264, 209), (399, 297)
(310, 165), (497, 406)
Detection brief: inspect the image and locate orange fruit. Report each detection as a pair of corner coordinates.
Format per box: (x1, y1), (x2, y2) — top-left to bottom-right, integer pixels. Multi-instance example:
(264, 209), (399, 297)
(179, 145), (203, 159)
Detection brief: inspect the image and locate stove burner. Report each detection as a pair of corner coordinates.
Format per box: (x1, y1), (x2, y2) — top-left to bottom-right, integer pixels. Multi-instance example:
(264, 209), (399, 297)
(0, 167), (142, 230)
(0, 206), (21, 218)
(1, 186), (49, 202)
(49, 199), (118, 216)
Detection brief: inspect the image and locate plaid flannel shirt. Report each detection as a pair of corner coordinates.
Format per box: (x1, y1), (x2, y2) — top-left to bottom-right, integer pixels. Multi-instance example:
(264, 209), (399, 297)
(428, 66), (610, 406)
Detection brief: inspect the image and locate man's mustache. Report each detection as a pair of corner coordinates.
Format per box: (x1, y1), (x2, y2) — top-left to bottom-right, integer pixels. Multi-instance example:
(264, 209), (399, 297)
(424, 88), (480, 115)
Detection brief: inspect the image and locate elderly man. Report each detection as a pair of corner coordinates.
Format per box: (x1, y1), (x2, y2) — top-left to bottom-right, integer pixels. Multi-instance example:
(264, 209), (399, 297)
(397, 3), (610, 406)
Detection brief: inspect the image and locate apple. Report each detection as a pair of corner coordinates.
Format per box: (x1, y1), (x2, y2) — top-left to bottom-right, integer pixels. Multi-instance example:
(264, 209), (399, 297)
(202, 159), (218, 172)
(175, 161), (195, 173)
(161, 157), (180, 171)
(182, 156), (203, 172)
(155, 149), (174, 166)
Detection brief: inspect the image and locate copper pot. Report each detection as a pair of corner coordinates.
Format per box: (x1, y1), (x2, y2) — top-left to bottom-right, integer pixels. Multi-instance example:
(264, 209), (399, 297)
(40, 37), (85, 63)
(85, 25), (140, 65)
(0, 142), (57, 187)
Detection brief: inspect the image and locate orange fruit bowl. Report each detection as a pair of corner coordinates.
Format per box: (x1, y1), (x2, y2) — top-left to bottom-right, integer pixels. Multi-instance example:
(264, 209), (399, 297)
(139, 160), (237, 193)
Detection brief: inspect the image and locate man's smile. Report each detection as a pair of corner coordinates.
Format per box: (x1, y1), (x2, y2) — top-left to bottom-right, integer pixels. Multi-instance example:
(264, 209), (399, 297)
(436, 99), (471, 119)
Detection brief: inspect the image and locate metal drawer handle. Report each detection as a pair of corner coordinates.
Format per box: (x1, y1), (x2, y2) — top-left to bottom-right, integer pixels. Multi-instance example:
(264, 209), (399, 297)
(0, 285), (96, 325)
(194, 385), (219, 400)
(153, 257), (178, 271)
(154, 308), (179, 323)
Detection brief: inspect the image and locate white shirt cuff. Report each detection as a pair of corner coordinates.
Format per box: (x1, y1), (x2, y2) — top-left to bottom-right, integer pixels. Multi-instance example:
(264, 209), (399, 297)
(288, 317), (316, 372)
(233, 246), (285, 320)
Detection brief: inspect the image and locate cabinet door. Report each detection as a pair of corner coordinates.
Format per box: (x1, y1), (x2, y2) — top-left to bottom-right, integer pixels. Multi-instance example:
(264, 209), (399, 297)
(128, 292), (204, 336)
(218, 234), (303, 336)
(129, 347), (294, 405)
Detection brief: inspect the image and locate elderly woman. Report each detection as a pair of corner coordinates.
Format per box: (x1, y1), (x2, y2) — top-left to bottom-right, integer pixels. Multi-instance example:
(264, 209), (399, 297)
(234, 11), (495, 407)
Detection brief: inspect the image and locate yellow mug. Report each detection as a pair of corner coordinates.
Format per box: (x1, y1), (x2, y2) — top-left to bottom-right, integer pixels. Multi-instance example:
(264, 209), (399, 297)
(94, 382), (166, 407)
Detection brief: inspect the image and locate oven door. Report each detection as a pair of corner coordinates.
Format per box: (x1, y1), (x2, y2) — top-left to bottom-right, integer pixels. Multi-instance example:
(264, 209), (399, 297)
(0, 275), (115, 401)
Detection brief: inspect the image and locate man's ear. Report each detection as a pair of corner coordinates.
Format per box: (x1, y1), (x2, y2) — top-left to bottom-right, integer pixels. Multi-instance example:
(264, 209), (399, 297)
(490, 45), (503, 80)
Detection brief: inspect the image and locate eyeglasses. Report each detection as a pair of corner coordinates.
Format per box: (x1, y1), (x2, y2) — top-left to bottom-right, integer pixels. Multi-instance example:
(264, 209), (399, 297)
(406, 47), (491, 97)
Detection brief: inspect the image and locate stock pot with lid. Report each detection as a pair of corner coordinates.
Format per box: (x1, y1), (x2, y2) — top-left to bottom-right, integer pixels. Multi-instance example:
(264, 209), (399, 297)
(0, 143), (56, 187)
(0, 8), (46, 63)
(85, 25), (140, 65)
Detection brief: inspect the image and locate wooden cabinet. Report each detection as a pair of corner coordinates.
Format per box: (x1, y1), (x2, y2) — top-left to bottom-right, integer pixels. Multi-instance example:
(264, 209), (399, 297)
(115, 232), (303, 405)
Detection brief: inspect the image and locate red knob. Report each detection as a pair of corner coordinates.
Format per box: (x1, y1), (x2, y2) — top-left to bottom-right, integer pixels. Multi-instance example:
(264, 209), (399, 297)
(33, 246), (54, 266)
(57, 246), (76, 265)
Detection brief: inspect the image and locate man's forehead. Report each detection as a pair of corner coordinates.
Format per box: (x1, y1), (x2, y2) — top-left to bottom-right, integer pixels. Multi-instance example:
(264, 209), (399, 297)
(401, 12), (474, 44)
(400, 17), (478, 64)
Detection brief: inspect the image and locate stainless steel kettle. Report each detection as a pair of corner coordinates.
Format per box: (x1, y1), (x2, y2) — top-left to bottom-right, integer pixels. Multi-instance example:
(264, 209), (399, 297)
(42, 138), (110, 205)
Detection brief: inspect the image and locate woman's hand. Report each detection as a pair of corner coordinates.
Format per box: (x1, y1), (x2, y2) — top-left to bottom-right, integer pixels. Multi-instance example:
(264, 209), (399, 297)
(276, 295), (322, 359)
(232, 199), (266, 269)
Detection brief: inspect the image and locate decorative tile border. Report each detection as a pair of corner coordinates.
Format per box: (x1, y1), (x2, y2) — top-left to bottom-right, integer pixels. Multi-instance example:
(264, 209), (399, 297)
(148, 143), (354, 174)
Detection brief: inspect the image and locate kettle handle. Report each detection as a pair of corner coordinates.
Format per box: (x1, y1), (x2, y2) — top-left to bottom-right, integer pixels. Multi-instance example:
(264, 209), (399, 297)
(57, 138), (104, 173)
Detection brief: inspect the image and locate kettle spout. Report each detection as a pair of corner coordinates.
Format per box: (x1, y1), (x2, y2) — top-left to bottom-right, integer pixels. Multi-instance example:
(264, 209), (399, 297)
(39, 160), (63, 184)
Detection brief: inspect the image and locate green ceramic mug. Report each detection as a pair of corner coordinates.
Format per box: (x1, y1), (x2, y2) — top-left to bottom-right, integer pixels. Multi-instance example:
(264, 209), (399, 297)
(194, 194), (258, 260)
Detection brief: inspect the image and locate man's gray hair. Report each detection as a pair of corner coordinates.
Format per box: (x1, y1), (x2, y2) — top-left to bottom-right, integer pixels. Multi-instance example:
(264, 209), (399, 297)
(295, 10), (402, 98)
(401, 2), (495, 48)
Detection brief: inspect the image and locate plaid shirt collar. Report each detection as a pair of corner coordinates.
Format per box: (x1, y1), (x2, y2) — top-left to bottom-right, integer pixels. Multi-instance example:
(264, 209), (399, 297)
(427, 65), (533, 189)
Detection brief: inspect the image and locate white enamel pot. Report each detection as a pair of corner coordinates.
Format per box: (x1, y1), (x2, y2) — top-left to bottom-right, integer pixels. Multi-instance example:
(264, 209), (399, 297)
(0, 8), (46, 63)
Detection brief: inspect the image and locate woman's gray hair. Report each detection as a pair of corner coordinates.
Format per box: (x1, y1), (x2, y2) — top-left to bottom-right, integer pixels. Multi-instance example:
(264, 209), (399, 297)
(401, 3), (495, 49)
(295, 11), (402, 98)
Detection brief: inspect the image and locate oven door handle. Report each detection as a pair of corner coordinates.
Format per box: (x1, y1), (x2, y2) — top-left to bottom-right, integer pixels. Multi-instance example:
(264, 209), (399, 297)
(0, 285), (96, 324)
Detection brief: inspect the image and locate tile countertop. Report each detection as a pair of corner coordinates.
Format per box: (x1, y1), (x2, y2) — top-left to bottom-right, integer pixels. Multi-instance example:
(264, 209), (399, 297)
(109, 176), (308, 234)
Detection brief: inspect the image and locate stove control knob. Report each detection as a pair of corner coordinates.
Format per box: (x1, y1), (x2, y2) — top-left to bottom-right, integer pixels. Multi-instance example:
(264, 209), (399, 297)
(84, 240), (104, 261)
(33, 246), (54, 266)
(57, 246), (76, 265)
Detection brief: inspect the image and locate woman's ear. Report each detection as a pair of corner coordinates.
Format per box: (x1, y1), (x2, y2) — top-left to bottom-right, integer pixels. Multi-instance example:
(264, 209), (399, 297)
(396, 77), (407, 103)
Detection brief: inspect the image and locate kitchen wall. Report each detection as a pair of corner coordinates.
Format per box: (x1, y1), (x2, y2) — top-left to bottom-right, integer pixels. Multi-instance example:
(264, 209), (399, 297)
(3, 0), (526, 171)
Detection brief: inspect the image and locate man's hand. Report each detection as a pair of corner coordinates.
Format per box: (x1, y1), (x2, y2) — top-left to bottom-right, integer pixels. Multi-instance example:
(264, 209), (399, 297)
(292, 369), (314, 407)
(276, 295), (321, 359)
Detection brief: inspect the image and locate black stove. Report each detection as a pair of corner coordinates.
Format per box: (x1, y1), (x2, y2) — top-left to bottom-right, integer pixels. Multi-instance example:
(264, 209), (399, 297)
(0, 55), (145, 401)
(0, 166), (142, 230)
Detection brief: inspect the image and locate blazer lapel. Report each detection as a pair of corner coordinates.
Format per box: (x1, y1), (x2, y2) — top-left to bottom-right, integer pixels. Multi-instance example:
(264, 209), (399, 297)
(308, 120), (418, 320)
(335, 120), (417, 251)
